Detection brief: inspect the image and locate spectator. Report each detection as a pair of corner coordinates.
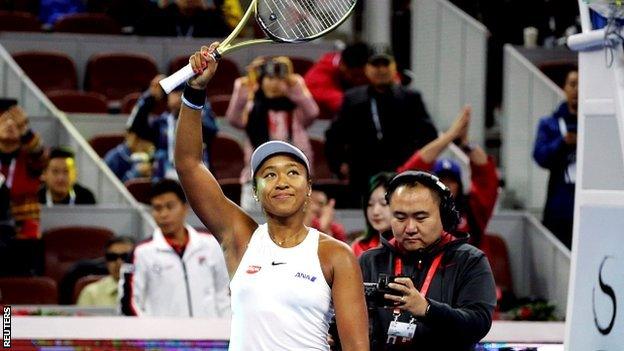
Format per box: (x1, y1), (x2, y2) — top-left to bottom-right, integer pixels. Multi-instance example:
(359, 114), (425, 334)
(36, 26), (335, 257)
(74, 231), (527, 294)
(303, 189), (346, 242)
(398, 107), (499, 248)
(359, 171), (496, 350)
(225, 56), (318, 208)
(40, 0), (85, 26)
(38, 147), (96, 206)
(0, 99), (46, 238)
(104, 126), (155, 182)
(325, 49), (438, 200)
(351, 172), (394, 258)
(77, 236), (134, 307)
(533, 69), (578, 249)
(134, 0), (230, 37)
(127, 75), (218, 180)
(0, 173), (15, 253)
(304, 42), (371, 117)
(121, 179), (230, 317)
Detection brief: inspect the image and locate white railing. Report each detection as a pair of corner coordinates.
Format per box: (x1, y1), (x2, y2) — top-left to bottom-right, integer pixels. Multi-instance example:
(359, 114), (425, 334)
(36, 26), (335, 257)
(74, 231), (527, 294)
(0, 43), (156, 232)
(411, 0), (488, 146)
(501, 44), (566, 213)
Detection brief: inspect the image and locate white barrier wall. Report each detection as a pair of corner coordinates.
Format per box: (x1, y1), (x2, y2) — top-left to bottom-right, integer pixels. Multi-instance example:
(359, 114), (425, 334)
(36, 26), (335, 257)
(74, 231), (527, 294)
(565, 3), (624, 347)
(411, 0), (488, 146)
(502, 44), (565, 212)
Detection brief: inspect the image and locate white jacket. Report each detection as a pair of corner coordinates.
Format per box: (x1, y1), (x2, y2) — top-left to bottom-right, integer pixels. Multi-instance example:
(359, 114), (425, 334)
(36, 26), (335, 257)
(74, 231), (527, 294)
(128, 225), (231, 317)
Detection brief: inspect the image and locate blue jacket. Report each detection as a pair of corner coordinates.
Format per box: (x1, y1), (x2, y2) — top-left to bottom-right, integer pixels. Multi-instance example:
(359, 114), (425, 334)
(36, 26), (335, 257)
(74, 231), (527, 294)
(533, 102), (577, 221)
(104, 144), (143, 182)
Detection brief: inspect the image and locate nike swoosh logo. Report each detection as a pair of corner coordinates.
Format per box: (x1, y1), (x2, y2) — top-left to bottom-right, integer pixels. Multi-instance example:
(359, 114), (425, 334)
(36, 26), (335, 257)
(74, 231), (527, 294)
(271, 261), (286, 266)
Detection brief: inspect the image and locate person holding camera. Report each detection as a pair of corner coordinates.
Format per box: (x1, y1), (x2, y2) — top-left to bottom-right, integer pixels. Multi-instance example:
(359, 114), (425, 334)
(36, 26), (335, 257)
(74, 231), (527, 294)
(226, 56), (319, 208)
(359, 171), (496, 350)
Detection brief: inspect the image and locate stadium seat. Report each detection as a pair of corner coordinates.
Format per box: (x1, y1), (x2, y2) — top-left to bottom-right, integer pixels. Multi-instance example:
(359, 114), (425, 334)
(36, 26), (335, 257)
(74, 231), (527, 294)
(482, 234), (514, 295)
(12, 51), (78, 93)
(124, 178), (152, 205)
(210, 133), (244, 180)
(42, 226), (115, 284)
(120, 91), (167, 115)
(169, 55), (240, 96)
(0, 277), (58, 304)
(53, 13), (121, 34)
(47, 90), (109, 113)
(537, 60), (578, 89)
(208, 94), (231, 118)
(290, 57), (314, 75)
(0, 11), (41, 32)
(309, 137), (334, 180)
(89, 133), (125, 158)
(85, 53), (159, 102)
(72, 274), (106, 303)
(218, 178), (242, 205)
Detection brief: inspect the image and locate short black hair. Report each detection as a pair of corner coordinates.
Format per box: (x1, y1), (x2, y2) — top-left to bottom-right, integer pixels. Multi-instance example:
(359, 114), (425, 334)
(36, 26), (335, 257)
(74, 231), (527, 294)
(104, 236), (135, 252)
(0, 98), (17, 113)
(341, 42), (371, 68)
(49, 146), (75, 160)
(150, 179), (187, 204)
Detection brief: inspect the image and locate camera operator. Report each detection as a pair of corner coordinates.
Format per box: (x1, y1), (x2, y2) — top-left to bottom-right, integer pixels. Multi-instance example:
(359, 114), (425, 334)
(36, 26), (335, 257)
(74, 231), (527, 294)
(359, 171), (496, 350)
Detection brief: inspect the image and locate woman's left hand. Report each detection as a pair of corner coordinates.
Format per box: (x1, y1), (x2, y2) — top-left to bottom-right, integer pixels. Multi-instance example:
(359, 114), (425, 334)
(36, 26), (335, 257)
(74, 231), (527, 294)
(385, 277), (429, 316)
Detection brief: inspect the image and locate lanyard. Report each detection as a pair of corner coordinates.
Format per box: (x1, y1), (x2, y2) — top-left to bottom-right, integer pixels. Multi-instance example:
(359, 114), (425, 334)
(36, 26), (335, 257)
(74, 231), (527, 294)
(370, 98), (384, 140)
(1, 159), (16, 188)
(46, 188), (76, 206)
(392, 252), (443, 316)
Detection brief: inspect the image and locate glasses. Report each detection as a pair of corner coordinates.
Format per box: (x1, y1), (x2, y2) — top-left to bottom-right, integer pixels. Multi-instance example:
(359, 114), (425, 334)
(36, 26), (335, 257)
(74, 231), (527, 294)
(105, 252), (131, 262)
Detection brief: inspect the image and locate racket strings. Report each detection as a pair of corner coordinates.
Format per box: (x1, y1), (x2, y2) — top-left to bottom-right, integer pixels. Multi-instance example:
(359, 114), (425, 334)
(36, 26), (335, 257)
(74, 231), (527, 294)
(258, 0), (356, 41)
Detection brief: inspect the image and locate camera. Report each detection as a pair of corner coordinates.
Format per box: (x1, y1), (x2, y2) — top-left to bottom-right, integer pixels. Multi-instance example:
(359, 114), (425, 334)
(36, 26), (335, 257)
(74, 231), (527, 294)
(364, 273), (405, 309)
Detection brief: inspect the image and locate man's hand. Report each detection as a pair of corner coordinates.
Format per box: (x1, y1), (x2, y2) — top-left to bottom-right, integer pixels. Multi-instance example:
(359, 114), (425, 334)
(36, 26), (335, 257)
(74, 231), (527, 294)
(385, 277), (429, 317)
(564, 132), (577, 145)
(318, 198), (336, 233)
(149, 74), (166, 100)
(446, 105), (471, 141)
(188, 42), (220, 90)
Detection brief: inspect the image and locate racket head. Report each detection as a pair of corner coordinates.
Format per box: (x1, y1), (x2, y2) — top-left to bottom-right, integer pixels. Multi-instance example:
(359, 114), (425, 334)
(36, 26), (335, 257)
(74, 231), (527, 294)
(255, 0), (357, 43)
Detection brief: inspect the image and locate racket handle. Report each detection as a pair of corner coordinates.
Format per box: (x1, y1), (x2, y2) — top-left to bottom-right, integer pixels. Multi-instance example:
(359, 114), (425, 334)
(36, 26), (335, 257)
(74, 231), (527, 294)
(159, 64), (195, 94)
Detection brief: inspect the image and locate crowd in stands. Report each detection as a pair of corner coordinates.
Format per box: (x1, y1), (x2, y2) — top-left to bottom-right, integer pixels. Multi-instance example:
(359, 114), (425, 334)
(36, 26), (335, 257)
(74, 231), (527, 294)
(0, 4), (582, 340)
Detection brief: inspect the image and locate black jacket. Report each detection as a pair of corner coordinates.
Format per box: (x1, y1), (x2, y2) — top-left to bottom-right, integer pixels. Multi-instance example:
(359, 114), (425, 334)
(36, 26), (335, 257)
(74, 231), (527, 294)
(359, 232), (496, 351)
(325, 85), (437, 194)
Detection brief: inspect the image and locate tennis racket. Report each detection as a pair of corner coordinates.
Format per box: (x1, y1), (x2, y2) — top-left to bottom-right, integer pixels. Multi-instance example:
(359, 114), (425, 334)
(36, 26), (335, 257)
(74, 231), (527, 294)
(159, 0), (357, 93)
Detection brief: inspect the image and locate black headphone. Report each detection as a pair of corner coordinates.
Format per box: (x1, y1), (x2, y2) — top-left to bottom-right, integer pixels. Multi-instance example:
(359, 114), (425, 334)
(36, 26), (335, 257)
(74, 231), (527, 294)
(385, 171), (460, 232)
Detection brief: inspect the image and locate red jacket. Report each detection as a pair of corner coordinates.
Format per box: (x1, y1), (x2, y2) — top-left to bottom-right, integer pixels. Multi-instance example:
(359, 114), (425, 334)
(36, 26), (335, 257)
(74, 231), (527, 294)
(397, 152), (499, 247)
(304, 52), (344, 117)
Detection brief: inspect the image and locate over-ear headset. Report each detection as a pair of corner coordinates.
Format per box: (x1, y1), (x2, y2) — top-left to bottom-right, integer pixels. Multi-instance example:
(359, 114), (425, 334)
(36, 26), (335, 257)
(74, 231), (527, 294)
(385, 171), (460, 232)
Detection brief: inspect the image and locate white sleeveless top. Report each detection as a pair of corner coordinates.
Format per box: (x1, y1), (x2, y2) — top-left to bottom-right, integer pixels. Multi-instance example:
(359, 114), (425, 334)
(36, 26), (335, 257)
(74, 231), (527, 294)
(229, 224), (333, 351)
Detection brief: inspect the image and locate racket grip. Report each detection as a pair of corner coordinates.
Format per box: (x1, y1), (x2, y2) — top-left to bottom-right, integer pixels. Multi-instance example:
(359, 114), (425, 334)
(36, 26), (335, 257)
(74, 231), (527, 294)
(159, 64), (195, 94)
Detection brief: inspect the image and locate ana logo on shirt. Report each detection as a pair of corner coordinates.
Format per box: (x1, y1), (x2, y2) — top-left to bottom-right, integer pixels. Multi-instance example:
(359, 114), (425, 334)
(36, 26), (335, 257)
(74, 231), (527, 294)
(294, 272), (317, 282)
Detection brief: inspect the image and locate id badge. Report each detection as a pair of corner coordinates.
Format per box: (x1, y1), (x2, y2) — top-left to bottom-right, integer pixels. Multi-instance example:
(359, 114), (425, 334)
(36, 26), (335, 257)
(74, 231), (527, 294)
(387, 320), (416, 339)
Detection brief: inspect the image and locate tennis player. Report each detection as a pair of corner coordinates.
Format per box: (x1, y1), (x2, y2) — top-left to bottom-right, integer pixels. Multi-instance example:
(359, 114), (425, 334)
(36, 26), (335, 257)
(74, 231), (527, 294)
(175, 43), (369, 351)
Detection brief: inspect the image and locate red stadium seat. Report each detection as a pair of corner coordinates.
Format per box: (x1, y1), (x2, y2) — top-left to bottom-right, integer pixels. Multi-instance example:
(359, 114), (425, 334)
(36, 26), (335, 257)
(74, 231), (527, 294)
(290, 57), (314, 76)
(208, 94), (231, 118)
(169, 55), (240, 96)
(0, 11), (41, 32)
(0, 277), (58, 304)
(53, 13), (121, 34)
(482, 234), (514, 295)
(309, 137), (333, 180)
(210, 133), (244, 180)
(85, 53), (159, 102)
(124, 178), (152, 205)
(42, 226), (115, 284)
(218, 177), (242, 205)
(73, 274), (106, 303)
(120, 91), (167, 115)
(89, 133), (125, 158)
(12, 51), (78, 93)
(47, 90), (109, 113)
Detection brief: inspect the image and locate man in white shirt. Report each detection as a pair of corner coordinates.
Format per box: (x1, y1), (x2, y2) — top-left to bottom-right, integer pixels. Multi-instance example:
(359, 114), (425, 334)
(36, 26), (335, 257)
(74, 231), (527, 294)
(121, 179), (231, 317)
